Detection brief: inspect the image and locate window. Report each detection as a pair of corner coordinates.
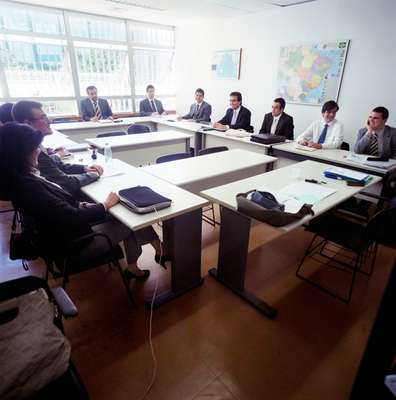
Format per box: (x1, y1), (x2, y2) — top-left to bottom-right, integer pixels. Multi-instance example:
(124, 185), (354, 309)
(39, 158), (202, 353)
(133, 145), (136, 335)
(74, 42), (130, 96)
(133, 48), (175, 96)
(0, 1), (175, 116)
(0, 34), (74, 97)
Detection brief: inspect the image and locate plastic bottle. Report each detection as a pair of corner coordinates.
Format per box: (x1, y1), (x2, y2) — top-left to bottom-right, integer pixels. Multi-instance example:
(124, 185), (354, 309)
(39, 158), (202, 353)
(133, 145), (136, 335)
(104, 143), (112, 164)
(91, 148), (97, 160)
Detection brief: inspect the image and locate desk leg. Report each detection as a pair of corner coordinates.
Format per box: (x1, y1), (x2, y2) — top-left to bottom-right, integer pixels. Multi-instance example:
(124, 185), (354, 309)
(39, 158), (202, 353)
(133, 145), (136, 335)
(209, 206), (277, 319)
(194, 132), (203, 156)
(147, 209), (204, 308)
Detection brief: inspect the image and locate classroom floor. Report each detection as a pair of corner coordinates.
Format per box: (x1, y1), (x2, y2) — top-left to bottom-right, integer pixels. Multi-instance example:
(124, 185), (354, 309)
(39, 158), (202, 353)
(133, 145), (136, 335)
(1, 203), (395, 400)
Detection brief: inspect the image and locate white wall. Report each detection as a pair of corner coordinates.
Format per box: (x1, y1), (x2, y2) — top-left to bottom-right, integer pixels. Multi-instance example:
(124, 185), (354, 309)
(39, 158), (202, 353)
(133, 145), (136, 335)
(174, 0), (396, 146)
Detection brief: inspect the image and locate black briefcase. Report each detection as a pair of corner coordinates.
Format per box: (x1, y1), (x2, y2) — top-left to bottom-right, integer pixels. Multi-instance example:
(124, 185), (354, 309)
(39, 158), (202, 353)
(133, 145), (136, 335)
(250, 133), (286, 145)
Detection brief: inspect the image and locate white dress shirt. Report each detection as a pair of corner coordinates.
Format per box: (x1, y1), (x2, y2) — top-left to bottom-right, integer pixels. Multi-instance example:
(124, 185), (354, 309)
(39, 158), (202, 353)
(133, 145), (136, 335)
(270, 114), (281, 134)
(230, 106), (240, 126)
(148, 97), (158, 112)
(296, 118), (344, 149)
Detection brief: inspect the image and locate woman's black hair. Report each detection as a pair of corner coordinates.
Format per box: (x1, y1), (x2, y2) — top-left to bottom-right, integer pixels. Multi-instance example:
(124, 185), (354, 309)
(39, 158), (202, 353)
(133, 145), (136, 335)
(0, 122), (43, 199)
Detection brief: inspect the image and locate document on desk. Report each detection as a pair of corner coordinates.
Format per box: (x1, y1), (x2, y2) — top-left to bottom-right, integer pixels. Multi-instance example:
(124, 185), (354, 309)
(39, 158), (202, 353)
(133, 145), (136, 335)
(102, 164), (125, 178)
(294, 144), (318, 152)
(347, 153), (396, 169)
(279, 181), (337, 205)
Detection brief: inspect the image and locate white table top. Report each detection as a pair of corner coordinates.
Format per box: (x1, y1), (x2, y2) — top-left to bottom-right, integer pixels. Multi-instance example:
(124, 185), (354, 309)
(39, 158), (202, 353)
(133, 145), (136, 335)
(51, 117), (153, 131)
(272, 141), (395, 175)
(81, 159), (209, 231)
(85, 130), (193, 149)
(201, 129), (272, 149)
(141, 149), (277, 186)
(156, 118), (205, 132)
(200, 160), (382, 232)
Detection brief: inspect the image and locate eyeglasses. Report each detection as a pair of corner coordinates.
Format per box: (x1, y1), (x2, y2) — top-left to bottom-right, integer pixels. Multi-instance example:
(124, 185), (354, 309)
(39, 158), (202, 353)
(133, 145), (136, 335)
(29, 115), (50, 122)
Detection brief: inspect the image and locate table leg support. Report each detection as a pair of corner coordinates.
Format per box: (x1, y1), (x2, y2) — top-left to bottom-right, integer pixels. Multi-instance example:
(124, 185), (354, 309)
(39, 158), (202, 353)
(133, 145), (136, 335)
(146, 208), (204, 309)
(209, 206), (277, 319)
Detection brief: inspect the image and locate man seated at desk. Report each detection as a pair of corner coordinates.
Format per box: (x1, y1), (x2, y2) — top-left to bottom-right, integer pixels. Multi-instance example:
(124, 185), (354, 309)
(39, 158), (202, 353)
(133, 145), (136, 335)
(179, 88), (212, 123)
(259, 97), (294, 139)
(139, 85), (166, 116)
(12, 100), (103, 198)
(354, 106), (396, 159)
(80, 86), (113, 122)
(213, 91), (252, 132)
(296, 100), (343, 149)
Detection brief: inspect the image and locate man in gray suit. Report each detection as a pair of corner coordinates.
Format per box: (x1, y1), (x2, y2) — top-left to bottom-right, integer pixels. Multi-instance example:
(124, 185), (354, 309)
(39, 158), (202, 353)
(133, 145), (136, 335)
(180, 88), (212, 123)
(80, 86), (113, 122)
(354, 107), (396, 159)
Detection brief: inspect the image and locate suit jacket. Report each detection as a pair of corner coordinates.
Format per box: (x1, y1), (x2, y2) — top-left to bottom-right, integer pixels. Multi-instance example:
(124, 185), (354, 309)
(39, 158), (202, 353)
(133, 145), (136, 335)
(10, 174), (106, 251)
(259, 112), (294, 140)
(80, 98), (113, 121)
(38, 151), (93, 196)
(139, 98), (165, 116)
(354, 126), (396, 159)
(218, 105), (252, 132)
(182, 101), (212, 122)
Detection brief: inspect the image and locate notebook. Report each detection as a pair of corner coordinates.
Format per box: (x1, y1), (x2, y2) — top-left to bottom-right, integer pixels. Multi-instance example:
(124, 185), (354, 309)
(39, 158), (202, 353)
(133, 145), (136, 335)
(119, 186), (172, 214)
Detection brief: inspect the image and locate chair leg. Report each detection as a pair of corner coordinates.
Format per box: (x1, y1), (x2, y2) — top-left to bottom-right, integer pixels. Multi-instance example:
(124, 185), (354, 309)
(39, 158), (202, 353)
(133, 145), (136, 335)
(114, 260), (136, 307)
(296, 234), (321, 278)
(345, 253), (361, 304)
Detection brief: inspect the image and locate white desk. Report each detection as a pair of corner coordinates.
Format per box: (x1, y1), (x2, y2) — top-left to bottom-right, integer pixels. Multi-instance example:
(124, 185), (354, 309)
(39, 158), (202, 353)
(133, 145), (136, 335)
(82, 159), (209, 308)
(85, 131), (193, 166)
(200, 160), (382, 318)
(141, 149), (277, 194)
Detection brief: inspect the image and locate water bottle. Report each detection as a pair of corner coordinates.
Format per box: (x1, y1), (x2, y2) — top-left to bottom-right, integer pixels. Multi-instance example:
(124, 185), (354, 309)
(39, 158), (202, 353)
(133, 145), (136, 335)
(91, 148), (97, 160)
(104, 143), (112, 164)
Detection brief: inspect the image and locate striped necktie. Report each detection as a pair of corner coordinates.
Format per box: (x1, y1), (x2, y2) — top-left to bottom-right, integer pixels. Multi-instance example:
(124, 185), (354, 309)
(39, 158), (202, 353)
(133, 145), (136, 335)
(93, 101), (101, 119)
(368, 133), (379, 156)
(318, 124), (328, 144)
(193, 104), (200, 118)
(150, 100), (156, 112)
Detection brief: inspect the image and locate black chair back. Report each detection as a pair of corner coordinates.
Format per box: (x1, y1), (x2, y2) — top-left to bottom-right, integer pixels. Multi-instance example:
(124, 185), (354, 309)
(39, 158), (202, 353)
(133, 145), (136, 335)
(198, 146), (229, 156)
(156, 152), (192, 164)
(340, 142), (350, 151)
(96, 131), (126, 138)
(128, 124), (150, 134)
(366, 206), (396, 247)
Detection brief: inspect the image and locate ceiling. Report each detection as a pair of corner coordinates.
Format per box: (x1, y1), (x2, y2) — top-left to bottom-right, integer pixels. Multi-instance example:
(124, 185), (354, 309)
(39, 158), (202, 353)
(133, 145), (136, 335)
(10, 0), (318, 25)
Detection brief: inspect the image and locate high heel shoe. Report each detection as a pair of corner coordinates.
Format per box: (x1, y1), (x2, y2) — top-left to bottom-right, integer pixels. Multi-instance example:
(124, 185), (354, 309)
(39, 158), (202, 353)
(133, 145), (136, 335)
(123, 268), (150, 282)
(154, 254), (171, 270)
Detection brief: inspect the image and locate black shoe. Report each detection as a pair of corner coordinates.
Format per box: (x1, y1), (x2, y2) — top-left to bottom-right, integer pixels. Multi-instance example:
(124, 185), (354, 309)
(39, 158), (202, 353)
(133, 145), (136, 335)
(155, 255), (171, 270)
(123, 269), (150, 282)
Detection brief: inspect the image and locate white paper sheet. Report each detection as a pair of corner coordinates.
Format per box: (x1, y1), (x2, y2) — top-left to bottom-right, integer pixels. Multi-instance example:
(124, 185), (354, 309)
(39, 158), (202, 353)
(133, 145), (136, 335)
(279, 181), (337, 204)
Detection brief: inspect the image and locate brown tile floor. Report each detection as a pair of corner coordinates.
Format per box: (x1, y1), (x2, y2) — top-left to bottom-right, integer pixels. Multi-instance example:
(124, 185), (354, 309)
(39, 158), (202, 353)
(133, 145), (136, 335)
(1, 201), (395, 400)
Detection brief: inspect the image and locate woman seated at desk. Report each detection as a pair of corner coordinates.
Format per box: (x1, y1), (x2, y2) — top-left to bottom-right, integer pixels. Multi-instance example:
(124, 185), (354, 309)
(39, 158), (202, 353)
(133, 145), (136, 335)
(0, 122), (165, 282)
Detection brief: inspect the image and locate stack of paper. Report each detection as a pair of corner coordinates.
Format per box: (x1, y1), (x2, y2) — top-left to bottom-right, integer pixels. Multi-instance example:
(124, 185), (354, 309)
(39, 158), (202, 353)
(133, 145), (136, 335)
(295, 144), (317, 152)
(347, 153), (396, 169)
(324, 166), (370, 183)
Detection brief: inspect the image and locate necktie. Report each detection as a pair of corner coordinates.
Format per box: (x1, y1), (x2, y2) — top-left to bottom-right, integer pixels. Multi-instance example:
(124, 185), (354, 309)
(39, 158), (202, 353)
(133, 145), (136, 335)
(150, 100), (156, 112)
(368, 133), (379, 156)
(231, 110), (238, 125)
(318, 124), (328, 144)
(194, 104), (200, 118)
(93, 101), (101, 119)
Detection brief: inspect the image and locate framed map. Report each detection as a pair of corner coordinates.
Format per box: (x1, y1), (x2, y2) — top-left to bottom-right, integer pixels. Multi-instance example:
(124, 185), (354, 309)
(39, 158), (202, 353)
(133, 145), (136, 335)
(211, 49), (242, 80)
(276, 40), (350, 105)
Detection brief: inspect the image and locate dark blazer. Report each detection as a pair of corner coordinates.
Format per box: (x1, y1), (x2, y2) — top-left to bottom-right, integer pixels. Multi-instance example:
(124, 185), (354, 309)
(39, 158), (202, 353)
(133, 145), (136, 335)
(80, 98), (113, 121)
(38, 151), (94, 196)
(218, 105), (252, 132)
(139, 98), (165, 116)
(354, 126), (396, 159)
(259, 112), (294, 140)
(10, 174), (106, 251)
(182, 101), (212, 122)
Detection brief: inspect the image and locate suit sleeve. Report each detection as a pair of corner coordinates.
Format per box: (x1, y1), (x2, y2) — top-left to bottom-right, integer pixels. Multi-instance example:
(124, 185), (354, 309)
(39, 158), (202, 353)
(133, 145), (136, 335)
(391, 131), (396, 159)
(217, 110), (230, 126)
(80, 100), (91, 121)
(354, 128), (371, 154)
(199, 103), (212, 122)
(259, 114), (269, 134)
(284, 116), (294, 140)
(139, 99), (151, 116)
(104, 100), (113, 118)
(157, 100), (165, 114)
(182, 105), (193, 120)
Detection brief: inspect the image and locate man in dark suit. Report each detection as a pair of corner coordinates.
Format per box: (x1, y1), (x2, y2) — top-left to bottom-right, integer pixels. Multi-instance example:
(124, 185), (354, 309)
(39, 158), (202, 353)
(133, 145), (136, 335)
(354, 106), (396, 159)
(139, 85), (166, 116)
(259, 97), (294, 139)
(214, 92), (252, 132)
(80, 86), (113, 121)
(180, 88), (212, 123)
(12, 101), (103, 197)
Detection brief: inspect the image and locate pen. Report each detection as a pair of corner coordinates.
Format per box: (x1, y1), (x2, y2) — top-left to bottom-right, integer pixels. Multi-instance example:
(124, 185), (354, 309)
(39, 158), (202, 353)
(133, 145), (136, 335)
(305, 178), (327, 185)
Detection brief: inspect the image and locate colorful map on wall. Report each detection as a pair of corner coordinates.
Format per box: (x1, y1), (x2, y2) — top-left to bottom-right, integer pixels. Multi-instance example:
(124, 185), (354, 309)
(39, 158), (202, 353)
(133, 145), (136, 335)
(211, 49), (241, 80)
(276, 40), (349, 105)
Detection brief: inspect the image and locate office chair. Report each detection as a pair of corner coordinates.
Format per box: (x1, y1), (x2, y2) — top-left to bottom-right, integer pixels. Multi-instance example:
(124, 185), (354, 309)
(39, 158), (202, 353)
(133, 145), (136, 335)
(198, 146), (229, 156)
(296, 205), (396, 303)
(127, 124), (150, 134)
(340, 141), (350, 151)
(0, 275), (89, 400)
(156, 152), (192, 163)
(96, 131), (126, 138)
(198, 146), (229, 226)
